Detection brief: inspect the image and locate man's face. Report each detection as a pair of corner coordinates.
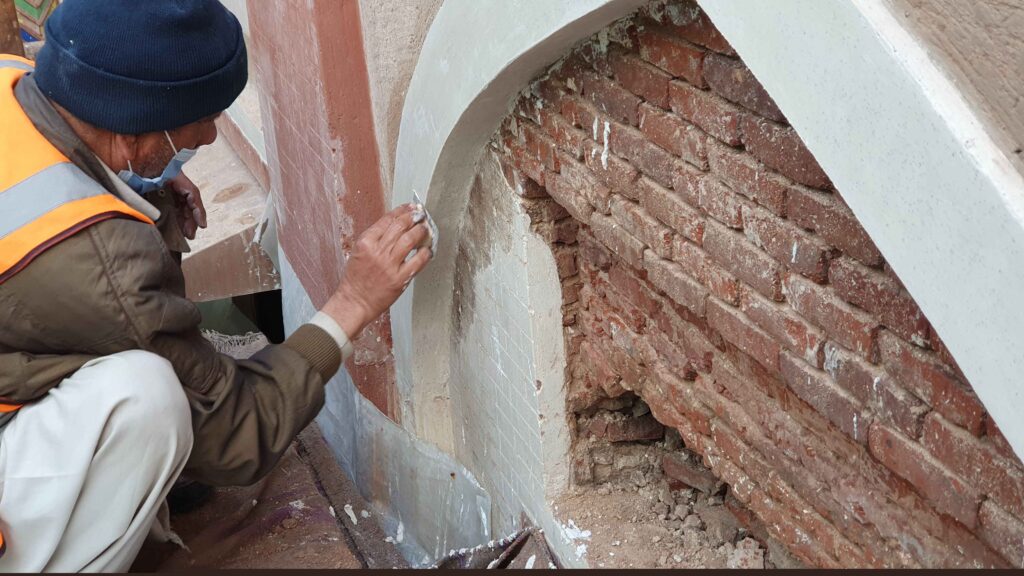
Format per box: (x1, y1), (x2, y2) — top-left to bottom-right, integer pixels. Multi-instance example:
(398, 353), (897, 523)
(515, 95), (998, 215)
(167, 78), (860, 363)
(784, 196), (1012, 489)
(128, 114), (220, 177)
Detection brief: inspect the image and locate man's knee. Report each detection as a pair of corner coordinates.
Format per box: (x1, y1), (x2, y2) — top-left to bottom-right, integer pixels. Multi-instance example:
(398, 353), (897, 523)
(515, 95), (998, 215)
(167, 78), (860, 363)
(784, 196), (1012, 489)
(80, 350), (193, 453)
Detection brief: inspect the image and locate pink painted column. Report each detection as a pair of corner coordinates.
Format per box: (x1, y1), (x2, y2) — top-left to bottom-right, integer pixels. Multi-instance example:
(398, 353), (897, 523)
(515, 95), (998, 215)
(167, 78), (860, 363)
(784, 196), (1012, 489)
(248, 0), (398, 419)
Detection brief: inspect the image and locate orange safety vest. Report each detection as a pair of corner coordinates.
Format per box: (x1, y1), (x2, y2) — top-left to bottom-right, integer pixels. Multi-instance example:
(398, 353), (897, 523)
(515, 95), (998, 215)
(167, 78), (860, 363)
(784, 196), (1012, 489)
(0, 60), (155, 408)
(0, 54), (156, 559)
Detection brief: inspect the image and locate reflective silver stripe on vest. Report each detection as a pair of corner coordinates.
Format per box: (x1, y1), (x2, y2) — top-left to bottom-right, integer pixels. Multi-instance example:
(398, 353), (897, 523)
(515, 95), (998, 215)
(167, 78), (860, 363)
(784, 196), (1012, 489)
(0, 162), (108, 241)
(0, 59), (33, 72)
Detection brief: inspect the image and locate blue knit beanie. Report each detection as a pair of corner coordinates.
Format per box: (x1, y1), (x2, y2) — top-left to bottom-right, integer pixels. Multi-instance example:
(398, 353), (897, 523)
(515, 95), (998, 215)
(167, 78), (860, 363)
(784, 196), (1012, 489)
(34, 0), (247, 134)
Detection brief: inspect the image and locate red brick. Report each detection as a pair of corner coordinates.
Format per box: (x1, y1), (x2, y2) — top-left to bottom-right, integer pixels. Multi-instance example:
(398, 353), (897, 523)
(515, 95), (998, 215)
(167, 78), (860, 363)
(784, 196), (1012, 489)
(707, 139), (787, 216)
(868, 423), (982, 529)
(743, 486), (843, 568)
(663, 451), (720, 494)
(608, 261), (662, 319)
(787, 185), (884, 267)
(704, 221), (783, 301)
(558, 151), (611, 213)
(711, 356), (997, 567)
(608, 121), (686, 189)
(653, 1), (734, 55)
(784, 273), (877, 359)
(643, 251), (707, 316)
(554, 248), (578, 279)
(674, 238), (740, 305)
(534, 74), (566, 108)
(521, 121), (560, 172)
(540, 108), (587, 160)
(653, 336), (701, 382)
(708, 297), (781, 372)
(561, 94), (599, 132)
(549, 51), (592, 91)
(698, 178), (744, 229)
(563, 277), (583, 306)
(704, 53), (785, 122)
(637, 176), (704, 244)
(663, 371), (714, 436)
(653, 305), (718, 372)
(581, 70), (642, 126)
(610, 51), (671, 108)
(669, 80), (742, 145)
(591, 212), (646, 269)
(580, 339), (619, 392)
(515, 96), (543, 126)
(977, 501), (1024, 568)
(507, 142), (545, 185)
(742, 203), (832, 282)
(822, 342), (928, 438)
(638, 28), (707, 87)
(598, 322), (649, 387)
(878, 330), (985, 435)
(780, 351), (870, 444)
(740, 115), (831, 189)
(551, 217), (580, 245)
(611, 196), (674, 259)
(671, 158), (704, 206)
(576, 39), (614, 77)
(741, 288), (824, 367)
(544, 171), (595, 223)
(497, 153), (549, 199)
(922, 413), (1024, 518)
(583, 139), (640, 199)
(829, 257), (930, 347)
(579, 235), (612, 271)
(638, 103), (708, 169)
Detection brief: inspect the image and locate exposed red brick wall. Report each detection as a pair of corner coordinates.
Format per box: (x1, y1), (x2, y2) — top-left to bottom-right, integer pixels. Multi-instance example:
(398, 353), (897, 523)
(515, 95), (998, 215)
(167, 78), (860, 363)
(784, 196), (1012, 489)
(494, 0), (1023, 567)
(248, 0), (398, 419)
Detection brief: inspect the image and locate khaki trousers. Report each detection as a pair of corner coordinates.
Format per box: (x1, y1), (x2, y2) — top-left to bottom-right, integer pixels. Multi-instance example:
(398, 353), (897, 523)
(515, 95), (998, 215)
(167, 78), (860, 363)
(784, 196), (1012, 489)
(0, 350), (193, 572)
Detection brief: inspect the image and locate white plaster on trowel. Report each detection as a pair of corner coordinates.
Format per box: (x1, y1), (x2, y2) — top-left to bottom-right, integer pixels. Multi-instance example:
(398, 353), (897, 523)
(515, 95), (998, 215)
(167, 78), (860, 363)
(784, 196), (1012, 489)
(701, 0), (1024, 460)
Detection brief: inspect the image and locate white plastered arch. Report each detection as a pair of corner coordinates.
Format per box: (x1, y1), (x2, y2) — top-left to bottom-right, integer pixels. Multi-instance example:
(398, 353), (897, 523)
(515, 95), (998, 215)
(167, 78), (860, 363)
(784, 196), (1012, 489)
(390, 0), (646, 451)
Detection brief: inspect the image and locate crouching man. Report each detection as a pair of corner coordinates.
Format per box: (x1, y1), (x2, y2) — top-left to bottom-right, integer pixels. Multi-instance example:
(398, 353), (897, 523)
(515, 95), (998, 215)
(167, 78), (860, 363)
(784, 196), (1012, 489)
(0, 0), (431, 571)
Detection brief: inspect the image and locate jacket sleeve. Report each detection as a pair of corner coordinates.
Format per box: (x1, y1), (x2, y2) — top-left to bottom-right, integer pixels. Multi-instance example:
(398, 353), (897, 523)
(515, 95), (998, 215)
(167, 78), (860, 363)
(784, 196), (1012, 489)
(91, 219), (345, 486)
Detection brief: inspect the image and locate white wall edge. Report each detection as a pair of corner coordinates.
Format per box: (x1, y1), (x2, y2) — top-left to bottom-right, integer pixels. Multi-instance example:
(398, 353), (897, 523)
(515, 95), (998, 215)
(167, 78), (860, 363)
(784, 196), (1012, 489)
(700, 0), (1024, 459)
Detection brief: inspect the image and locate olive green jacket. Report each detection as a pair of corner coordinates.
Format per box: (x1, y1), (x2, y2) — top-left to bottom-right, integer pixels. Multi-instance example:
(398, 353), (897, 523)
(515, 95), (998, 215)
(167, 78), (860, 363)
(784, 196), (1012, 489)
(0, 74), (343, 486)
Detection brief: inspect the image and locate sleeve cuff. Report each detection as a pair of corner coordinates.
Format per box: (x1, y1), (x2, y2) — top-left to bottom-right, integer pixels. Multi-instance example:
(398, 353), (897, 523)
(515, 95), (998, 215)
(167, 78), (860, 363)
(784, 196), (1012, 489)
(309, 311), (356, 363)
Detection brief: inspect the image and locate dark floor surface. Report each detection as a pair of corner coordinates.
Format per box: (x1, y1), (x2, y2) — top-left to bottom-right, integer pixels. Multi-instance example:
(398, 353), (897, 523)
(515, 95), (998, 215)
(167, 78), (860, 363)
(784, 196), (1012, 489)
(132, 425), (405, 571)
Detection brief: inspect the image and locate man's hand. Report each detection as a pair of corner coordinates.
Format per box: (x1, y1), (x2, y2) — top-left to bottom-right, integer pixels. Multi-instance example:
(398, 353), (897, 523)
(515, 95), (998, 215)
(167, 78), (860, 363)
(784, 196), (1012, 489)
(322, 203), (433, 339)
(167, 172), (208, 240)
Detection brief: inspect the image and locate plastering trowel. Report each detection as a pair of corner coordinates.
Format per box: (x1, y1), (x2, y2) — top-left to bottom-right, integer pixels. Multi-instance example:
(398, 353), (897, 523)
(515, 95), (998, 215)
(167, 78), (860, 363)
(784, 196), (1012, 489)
(412, 192), (438, 257)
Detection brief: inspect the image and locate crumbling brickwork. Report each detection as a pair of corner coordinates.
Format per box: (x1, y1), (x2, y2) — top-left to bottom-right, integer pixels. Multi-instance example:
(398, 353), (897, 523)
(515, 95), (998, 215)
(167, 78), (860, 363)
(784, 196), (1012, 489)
(491, 0), (1024, 568)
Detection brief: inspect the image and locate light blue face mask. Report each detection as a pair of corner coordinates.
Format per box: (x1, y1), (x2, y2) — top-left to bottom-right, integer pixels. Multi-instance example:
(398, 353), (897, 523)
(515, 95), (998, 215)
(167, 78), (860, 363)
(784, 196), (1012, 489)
(117, 131), (197, 195)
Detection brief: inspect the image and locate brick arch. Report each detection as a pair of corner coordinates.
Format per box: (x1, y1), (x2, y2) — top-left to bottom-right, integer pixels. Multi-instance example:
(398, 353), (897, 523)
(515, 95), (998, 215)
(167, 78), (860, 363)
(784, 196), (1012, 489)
(487, 1), (1024, 568)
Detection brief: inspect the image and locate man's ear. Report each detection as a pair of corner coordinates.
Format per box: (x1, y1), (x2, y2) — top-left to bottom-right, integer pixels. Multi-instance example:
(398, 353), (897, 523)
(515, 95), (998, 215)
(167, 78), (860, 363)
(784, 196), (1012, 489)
(111, 133), (139, 171)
